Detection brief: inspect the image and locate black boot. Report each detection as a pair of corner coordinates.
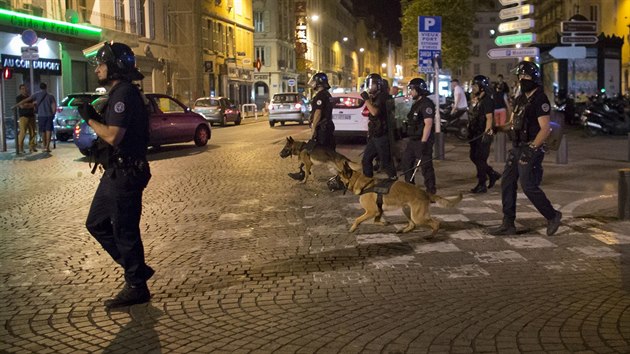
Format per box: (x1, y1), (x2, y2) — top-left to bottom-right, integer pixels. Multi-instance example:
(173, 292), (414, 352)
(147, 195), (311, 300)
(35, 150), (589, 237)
(488, 221), (516, 236)
(547, 211), (562, 236)
(104, 283), (151, 308)
(470, 184), (487, 194)
(488, 171), (501, 189)
(288, 164), (305, 181)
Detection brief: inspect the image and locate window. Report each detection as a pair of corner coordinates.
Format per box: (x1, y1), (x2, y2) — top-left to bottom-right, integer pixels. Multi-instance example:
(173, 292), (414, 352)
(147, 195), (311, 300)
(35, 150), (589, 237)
(473, 45), (479, 56)
(490, 63), (496, 75)
(217, 23), (225, 55)
(254, 11), (264, 32)
(155, 97), (185, 113)
(148, 0), (155, 39)
(474, 64), (480, 75)
(589, 5), (598, 22)
(255, 46), (265, 65)
(115, 0), (125, 31)
(130, 0), (136, 33)
(137, 0), (146, 36)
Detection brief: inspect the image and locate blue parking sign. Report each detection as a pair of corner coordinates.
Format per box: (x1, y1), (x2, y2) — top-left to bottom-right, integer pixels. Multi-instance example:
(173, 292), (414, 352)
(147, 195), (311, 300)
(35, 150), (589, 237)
(418, 16), (442, 73)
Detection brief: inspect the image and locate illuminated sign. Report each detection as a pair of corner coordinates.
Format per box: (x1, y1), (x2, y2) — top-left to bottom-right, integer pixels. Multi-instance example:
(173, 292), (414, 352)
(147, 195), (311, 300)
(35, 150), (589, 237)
(0, 8), (101, 40)
(494, 32), (536, 46)
(1, 54), (62, 75)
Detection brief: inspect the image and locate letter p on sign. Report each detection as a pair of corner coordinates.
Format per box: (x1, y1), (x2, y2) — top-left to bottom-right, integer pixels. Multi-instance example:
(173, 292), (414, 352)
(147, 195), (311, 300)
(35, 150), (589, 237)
(424, 18), (435, 31)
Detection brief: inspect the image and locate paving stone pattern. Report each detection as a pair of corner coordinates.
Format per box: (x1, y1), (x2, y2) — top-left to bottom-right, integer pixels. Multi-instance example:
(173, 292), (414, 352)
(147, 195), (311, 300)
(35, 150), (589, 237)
(1, 126), (629, 353)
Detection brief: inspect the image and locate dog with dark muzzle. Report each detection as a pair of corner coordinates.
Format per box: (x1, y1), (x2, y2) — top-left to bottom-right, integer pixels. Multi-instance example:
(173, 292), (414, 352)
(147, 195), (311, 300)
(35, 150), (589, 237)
(279, 136), (360, 183)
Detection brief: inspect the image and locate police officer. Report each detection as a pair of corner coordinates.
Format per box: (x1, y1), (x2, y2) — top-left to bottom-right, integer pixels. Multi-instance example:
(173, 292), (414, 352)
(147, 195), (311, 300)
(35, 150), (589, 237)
(468, 75), (501, 194)
(488, 61), (562, 236)
(288, 72), (334, 180)
(400, 78), (436, 194)
(81, 42), (154, 308)
(360, 73), (396, 179)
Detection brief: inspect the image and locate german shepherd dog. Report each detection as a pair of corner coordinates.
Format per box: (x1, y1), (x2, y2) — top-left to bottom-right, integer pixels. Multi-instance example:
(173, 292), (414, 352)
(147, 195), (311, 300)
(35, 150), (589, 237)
(279, 136), (360, 183)
(338, 162), (462, 235)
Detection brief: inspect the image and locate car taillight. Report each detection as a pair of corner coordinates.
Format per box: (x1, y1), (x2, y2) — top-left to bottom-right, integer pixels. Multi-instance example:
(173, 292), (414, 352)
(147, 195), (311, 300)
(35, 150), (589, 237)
(362, 106), (370, 117)
(225, 109), (233, 114)
(74, 122), (82, 136)
(57, 107), (63, 113)
(295, 103), (302, 109)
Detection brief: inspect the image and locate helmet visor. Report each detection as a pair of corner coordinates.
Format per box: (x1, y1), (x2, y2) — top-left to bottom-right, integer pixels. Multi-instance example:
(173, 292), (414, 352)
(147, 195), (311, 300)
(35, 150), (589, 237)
(83, 41), (113, 66)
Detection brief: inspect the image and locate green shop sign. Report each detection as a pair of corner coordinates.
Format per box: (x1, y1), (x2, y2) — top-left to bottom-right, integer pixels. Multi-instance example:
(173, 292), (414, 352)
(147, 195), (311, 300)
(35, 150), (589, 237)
(0, 8), (101, 40)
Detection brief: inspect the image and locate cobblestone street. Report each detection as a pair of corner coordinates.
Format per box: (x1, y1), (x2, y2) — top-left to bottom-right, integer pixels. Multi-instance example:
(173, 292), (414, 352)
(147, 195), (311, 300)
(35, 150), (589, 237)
(1, 120), (629, 353)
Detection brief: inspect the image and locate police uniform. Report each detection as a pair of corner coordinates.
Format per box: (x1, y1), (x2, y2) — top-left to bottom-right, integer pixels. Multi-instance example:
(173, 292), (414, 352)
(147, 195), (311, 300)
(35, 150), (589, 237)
(361, 91), (396, 178)
(400, 95), (436, 193)
(311, 89), (335, 150)
(469, 92), (500, 189)
(85, 81), (153, 288)
(500, 87), (557, 224)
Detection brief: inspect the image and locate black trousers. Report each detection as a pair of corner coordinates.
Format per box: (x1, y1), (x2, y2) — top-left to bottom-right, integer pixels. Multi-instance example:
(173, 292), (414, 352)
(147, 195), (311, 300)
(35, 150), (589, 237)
(86, 166), (152, 287)
(469, 139), (497, 185)
(362, 135), (396, 178)
(500, 146), (556, 223)
(401, 138), (436, 194)
(315, 125), (336, 150)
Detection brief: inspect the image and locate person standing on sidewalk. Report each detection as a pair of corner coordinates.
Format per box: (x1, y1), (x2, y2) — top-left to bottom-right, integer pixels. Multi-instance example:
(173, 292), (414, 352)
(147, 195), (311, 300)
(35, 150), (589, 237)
(488, 61), (562, 236)
(468, 75), (501, 194)
(400, 78), (436, 195)
(450, 79), (468, 120)
(14, 82), (56, 152)
(15, 84), (37, 154)
(80, 42), (154, 308)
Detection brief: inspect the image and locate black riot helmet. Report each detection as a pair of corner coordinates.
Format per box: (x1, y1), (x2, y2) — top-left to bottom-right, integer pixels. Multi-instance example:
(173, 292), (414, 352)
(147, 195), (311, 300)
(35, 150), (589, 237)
(472, 75), (491, 93)
(92, 42), (144, 81)
(308, 72), (330, 90)
(513, 60), (541, 84)
(364, 73), (383, 94)
(407, 78), (430, 96)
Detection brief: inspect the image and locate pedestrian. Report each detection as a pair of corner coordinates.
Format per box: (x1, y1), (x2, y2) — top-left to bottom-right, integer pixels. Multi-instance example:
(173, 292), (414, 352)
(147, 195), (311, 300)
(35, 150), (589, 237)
(488, 61), (562, 236)
(400, 78), (436, 195)
(496, 74), (510, 98)
(450, 79), (468, 120)
(288, 72), (334, 180)
(15, 84), (37, 154)
(360, 73), (396, 179)
(468, 75), (501, 193)
(14, 82), (56, 152)
(493, 81), (512, 126)
(80, 42), (154, 308)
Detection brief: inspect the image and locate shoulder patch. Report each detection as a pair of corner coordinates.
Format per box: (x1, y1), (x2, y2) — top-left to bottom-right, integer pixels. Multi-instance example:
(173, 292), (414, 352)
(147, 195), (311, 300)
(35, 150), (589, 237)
(541, 103), (550, 113)
(425, 107), (433, 115)
(114, 101), (126, 113)
(316, 99), (322, 105)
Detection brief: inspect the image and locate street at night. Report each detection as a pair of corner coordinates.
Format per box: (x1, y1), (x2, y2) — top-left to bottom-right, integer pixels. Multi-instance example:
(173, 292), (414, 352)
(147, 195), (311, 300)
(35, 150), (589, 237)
(1, 120), (629, 353)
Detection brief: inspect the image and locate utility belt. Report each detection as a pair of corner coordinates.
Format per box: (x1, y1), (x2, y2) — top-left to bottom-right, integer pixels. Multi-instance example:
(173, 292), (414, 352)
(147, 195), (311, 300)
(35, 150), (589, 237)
(111, 155), (149, 170)
(513, 141), (547, 153)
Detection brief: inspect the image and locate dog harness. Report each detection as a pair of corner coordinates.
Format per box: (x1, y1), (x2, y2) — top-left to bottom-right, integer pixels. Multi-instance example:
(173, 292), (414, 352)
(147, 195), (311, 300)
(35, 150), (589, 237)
(361, 179), (396, 212)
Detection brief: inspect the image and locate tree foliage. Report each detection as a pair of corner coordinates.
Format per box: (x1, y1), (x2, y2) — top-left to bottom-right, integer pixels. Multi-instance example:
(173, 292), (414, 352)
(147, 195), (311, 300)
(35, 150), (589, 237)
(401, 0), (474, 73)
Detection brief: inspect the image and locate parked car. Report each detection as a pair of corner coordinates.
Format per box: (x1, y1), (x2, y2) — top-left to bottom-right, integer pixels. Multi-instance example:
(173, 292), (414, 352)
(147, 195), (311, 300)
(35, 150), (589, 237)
(74, 93), (211, 155)
(54, 92), (105, 141)
(268, 92), (310, 127)
(331, 92), (369, 137)
(192, 96), (241, 126)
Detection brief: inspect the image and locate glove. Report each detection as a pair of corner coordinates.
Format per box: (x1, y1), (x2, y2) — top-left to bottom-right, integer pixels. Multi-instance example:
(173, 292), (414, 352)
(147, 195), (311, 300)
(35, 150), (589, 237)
(360, 91), (370, 101)
(420, 141), (429, 154)
(519, 145), (535, 164)
(305, 139), (317, 152)
(78, 102), (103, 123)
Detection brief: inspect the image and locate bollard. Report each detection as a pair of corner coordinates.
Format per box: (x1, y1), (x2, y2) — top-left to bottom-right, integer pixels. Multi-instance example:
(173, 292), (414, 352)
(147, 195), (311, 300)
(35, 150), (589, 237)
(620, 168), (630, 220)
(494, 132), (506, 163)
(434, 132), (445, 160)
(555, 134), (568, 164)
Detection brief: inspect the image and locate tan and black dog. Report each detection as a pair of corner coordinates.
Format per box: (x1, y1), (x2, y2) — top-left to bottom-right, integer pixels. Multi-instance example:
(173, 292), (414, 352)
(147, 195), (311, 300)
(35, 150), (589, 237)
(279, 136), (360, 183)
(338, 162), (462, 235)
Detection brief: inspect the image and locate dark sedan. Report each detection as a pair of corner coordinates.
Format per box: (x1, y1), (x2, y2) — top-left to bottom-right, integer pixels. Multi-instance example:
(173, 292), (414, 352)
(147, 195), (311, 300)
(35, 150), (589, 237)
(74, 93), (211, 155)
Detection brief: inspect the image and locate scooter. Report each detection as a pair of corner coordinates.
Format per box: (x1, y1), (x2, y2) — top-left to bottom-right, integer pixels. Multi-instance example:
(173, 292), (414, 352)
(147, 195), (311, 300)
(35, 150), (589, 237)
(580, 96), (630, 136)
(439, 100), (469, 141)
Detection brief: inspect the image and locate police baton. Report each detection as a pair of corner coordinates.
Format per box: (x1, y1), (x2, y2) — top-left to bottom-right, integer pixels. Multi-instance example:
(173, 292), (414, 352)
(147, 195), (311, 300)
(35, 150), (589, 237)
(410, 158), (422, 182)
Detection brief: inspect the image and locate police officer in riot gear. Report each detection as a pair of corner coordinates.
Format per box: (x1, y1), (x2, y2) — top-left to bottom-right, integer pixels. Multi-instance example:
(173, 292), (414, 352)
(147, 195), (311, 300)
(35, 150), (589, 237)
(288, 72), (335, 180)
(400, 78), (436, 194)
(360, 73), (396, 179)
(81, 42), (154, 308)
(468, 75), (501, 193)
(488, 61), (562, 236)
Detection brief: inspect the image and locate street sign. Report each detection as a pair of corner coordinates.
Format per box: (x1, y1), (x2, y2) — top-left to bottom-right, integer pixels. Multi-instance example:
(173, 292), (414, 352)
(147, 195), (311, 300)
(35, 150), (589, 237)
(498, 19), (535, 33)
(287, 78), (296, 87)
(549, 46), (587, 59)
(21, 29), (37, 46)
(417, 16), (442, 73)
(560, 36), (598, 45)
(21, 46), (39, 61)
(561, 21), (597, 33)
(499, 5), (533, 20)
(495, 32), (536, 46)
(487, 47), (539, 59)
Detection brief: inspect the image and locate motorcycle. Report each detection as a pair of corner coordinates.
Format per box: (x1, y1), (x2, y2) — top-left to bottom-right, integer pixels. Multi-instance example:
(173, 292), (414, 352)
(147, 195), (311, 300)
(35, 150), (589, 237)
(438, 100), (469, 141)
(580, 95), (630, 136)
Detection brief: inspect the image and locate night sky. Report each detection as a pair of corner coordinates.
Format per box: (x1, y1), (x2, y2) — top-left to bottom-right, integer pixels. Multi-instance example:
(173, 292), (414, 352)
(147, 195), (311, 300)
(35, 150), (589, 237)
(352, 0), (402, 46)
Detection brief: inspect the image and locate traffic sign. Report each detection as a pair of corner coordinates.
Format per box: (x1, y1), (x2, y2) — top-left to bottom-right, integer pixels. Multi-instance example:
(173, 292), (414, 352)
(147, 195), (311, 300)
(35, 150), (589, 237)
(495, 32), (536, 46)
(287, 78), (296, 87)
(499, 5), (533, 20)
(560, 36), (598, 45)
(498, 19), (535, 33)
(561, 21), (597, 33)
(417, 16), (442, 73)
(549, 46), (586, 59)
(21, 46), (39, 61)
(21, 29), (37, 46)
(487, 47), (539, 59)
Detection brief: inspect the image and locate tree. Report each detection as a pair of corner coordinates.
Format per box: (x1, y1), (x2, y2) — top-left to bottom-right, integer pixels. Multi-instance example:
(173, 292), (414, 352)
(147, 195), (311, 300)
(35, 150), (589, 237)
(401, 0), (474, 73)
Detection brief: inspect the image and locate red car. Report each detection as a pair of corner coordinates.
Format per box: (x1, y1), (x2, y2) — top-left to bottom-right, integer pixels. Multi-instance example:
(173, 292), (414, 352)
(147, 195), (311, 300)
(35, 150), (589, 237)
(74, 93), (211, 155)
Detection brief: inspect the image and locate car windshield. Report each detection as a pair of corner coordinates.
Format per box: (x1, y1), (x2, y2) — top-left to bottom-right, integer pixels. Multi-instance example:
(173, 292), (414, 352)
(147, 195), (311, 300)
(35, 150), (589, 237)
(273, 94), (300, 103)
(60, 94), (102, 107)
(333, 96), (364, 109)
(195, 98), (220, 107)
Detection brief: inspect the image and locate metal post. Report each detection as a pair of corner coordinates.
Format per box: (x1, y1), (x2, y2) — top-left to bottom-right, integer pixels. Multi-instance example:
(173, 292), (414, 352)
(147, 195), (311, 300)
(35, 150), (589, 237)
(556, 134), (568, 164)
(0, 74), (5, 152)
(494, 132), (507, 163)
(627, 133), (630, 162)
(433, 57), (444, 160)
(619, 168), (630, 220)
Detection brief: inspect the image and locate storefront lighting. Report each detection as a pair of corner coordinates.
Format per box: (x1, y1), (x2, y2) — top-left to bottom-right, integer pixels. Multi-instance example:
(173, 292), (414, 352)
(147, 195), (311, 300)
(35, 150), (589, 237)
(0, 8), (102, 40)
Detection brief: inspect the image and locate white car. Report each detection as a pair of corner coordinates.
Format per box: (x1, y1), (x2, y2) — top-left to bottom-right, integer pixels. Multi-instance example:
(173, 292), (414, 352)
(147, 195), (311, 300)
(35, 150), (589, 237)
(331, 92), (369, 137)
(268, 93), (310, 127)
